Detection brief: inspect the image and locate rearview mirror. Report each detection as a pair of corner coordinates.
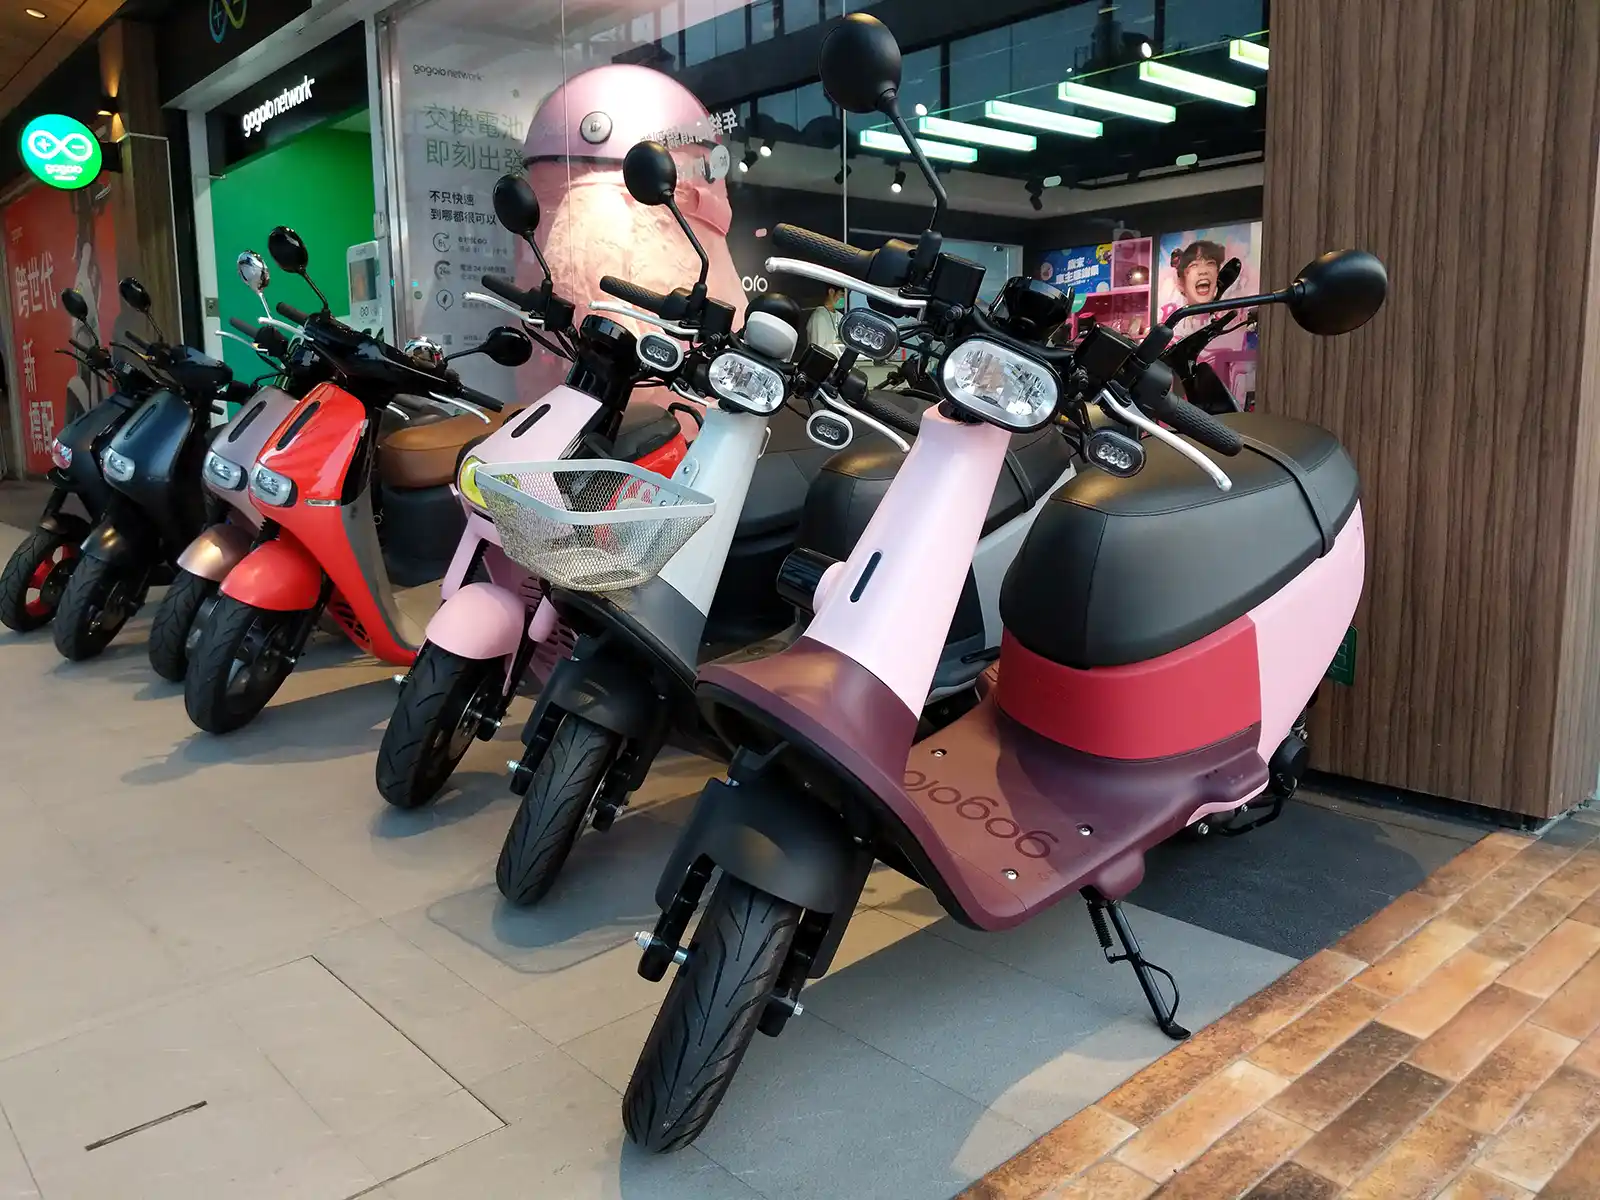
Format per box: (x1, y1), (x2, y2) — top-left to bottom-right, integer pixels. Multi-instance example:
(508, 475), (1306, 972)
(491, 175), (541, 238)
(266, 227), (309, 275)
(1216, 258), (1242, 299)
(480, 325), (532, 367)
(623, 141), (677, 207)
(118, 277), (151, 313)
(237, 251), (271, 293)
(1287, 250), (1388, 336)
(819, 13), (903, 115)
(61, 290), (89, 322)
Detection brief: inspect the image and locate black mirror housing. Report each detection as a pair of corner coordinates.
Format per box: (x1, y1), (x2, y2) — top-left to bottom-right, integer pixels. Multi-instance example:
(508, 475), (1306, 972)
(267, 227), (310, 275)
(117, 277), (151, 313)
(1288, 249), (1388, 336)
(623, 141), (678, 207)
(820, 13), (903, 115)
(491, 175), (541, 238)
(481, 325), (533, 367)
(61, 289), (90, 322)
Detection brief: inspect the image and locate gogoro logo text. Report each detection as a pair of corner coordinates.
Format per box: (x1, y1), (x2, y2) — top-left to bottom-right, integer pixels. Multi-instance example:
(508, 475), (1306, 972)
(209, 0), (247, 43)
(242, 76), (315, 138)
(18, 115), (102, 190)
(903, 769), (1060, 859)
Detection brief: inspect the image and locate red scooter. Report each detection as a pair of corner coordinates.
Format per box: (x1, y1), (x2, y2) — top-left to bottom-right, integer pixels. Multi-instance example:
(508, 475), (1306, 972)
(182, 228), (525, 733)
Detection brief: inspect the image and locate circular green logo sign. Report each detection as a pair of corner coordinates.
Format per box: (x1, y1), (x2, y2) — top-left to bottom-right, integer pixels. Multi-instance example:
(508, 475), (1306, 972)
(19, 115), (102, 190)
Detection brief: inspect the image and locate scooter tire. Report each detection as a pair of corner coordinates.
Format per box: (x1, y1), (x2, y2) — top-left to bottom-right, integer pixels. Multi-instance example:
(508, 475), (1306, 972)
(52, 555), (134, 661)
(376, 643), (502, 809)
(184, 596), (298, 734)
(147, 569), (216, 682)
(0, 530), (76, 633)
(622, 875), (800, 1152)
(495, 716), (618, 906)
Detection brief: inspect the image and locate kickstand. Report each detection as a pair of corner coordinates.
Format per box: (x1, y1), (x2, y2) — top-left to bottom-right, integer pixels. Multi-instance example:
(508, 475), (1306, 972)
(1082, 889), (1190, 1041)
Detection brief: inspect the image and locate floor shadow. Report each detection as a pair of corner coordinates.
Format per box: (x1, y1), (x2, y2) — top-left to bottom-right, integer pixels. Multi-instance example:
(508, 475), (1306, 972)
(370, 768), (509, 837)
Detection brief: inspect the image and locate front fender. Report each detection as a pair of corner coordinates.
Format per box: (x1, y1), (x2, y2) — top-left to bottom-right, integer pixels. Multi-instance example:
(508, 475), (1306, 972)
(37, 508), (90, 543)
(81, 518), (154, 566)
(221, 537), (323, 612)
(177, 523), (254, 582)
(425, 582), (526, 661)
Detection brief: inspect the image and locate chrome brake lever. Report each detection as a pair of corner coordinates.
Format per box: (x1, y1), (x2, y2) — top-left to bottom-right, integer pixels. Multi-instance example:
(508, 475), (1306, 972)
(1098, 389), (1231, 491)
(462, 291), (545, 329)
(820, 387), (910, 453)
(588, 300), (697, 340)
(425, 393), (492, 424)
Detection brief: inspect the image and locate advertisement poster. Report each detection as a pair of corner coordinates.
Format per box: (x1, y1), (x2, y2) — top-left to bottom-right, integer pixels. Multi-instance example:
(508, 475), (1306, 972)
(3, 181), (119, 474)
(1039, 238), (1153, 340)
(391, 18), (748, 405)
(1157, 222), (1262, 405)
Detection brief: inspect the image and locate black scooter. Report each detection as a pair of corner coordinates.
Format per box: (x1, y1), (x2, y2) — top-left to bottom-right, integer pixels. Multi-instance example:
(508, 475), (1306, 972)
(52, 279), (245, 661)
(0, 287), (162, 633)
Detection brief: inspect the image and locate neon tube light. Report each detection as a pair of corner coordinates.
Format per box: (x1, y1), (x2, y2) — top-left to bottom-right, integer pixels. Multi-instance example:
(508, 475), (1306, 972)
(1139, 61), (1257, 107)
(1057, 81), (1175, 123)
(916, 115), (1035, 151)
(1230, 40), (1269, 70)
(858, 129), (978, 164)
(983, 101), (1101, 139)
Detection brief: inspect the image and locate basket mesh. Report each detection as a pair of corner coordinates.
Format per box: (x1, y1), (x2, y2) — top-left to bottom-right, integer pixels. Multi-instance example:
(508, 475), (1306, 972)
(479, 462), (712, 592)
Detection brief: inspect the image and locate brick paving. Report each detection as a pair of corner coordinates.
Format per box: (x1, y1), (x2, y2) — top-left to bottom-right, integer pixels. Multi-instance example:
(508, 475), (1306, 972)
(961, 810), (1600, 1200)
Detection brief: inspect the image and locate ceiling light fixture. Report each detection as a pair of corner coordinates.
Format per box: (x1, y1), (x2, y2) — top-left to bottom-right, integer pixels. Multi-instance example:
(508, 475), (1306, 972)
(1175, 152), (1199, 167)
(1230, 39), (1270, 70)
(1139, 61), (1257, 107)
(1058, 81), (1176, 123)
(916, 115), (1036, 151)
(834, 164), (851, 186)
(1025, 179), (1044, 212)
(739, 148), (757, 172)
(759, 139), (774, 157)
(913, 102), (928, 117)
(1042, 174), (1063, 188)
(858, 128), (977, 164)
(1139, 41), (1153, 58)
(25, 7), (46, 15)
(891, 167), (906, 194)
(984, 100), (1101, 139)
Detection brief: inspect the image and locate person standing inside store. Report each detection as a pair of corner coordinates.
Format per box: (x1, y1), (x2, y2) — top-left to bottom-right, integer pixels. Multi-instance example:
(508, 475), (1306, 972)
(806, 285), (847, 354)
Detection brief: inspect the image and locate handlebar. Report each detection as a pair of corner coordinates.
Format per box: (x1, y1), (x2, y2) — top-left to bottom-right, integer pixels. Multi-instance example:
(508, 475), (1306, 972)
(276, 302), (309, 324)
(481, 274), (531, 308)
(227, 317), (261, 339)
(454, 384), (504, 413)
(1148, 389), (1243, 456)
(770, 224), (874, 280)
(856, 390), (922, 439)
(125, 331), (154, 353)
(599, 276), (669, 315)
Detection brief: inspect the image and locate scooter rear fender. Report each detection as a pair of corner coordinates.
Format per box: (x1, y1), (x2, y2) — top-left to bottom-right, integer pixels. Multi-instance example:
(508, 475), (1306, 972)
(177, 523), (253, 583)
(221, 535), (322, 612)
(426, 582), (525, 661)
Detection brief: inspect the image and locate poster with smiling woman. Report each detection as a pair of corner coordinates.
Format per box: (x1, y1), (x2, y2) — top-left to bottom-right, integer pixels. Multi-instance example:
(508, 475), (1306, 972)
(1158, 221), (1263, 408)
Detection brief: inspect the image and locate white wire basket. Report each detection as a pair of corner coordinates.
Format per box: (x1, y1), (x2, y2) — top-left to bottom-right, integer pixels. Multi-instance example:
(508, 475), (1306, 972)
(476, 459), (715, 592)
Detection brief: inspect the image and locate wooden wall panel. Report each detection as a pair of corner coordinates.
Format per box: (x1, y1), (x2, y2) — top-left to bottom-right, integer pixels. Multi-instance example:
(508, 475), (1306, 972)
(1259, 0), (1600, 818)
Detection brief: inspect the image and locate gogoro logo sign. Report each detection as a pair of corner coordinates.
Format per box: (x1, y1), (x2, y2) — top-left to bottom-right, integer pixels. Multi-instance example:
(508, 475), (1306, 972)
(209, 0), (247, 43)
(241, 76), (315, 139)
(18, 115), (102, 191)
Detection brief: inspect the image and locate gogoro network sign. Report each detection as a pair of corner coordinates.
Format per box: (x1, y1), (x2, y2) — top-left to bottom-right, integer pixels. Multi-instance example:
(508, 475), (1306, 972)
(241, 76), (315, 139)
(210, 0), (247, 43)
(18, 115), (102, 191)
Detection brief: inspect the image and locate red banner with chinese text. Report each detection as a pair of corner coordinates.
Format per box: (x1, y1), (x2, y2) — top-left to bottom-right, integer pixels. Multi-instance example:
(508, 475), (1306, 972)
(3, 182), (119, 474)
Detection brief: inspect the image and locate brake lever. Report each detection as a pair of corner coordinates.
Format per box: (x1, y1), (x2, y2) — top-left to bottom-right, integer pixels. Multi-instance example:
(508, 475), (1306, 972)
(763, 257), (927, 314)
(819, 387), (910, 453)
(425, 393), (491, 424)
(462, 290), (544, 328)
(588, 300), (697, 340)
(1098, 388), (1231, 492)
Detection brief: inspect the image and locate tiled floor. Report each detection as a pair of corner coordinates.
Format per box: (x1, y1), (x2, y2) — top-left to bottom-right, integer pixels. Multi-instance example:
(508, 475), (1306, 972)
(0, 512), (1476, 1200)
(963, 815), (1600, 1199)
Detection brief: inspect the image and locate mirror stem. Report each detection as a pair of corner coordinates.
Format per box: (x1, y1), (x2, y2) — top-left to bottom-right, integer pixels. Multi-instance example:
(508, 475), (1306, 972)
(666, 201), (711, 291)
(1166, 288), (1287, 326)
(885, 98), (947, 231)
(302, 273), (333, 314)
(522, 233), (555, 286)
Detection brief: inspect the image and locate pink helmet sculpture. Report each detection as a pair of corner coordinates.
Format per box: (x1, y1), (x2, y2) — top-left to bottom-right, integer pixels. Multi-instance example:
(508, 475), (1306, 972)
(513, 64), (747, 409)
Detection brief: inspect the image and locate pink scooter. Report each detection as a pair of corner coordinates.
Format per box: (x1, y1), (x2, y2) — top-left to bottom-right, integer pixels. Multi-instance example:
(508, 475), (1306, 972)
(620, 14), (1389, 1152)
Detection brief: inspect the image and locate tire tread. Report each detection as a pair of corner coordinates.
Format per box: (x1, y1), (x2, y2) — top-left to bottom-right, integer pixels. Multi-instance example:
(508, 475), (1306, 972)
(495, 718), (617, 905)
(0, 530), (69, 632)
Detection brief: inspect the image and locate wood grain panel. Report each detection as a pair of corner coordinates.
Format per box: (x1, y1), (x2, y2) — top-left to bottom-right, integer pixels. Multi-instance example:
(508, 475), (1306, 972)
(1258, 0), (1600, 817)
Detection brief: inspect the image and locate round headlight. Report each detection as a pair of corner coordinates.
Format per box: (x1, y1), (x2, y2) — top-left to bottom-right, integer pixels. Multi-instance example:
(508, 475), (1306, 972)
(708, 352), (786, 415)
(457, 454), (487, 510)
(940, 338), (1060, 431)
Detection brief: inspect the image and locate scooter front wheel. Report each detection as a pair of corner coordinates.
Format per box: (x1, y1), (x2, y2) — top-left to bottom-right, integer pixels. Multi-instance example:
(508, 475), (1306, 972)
(622, 876), (800, 1152)
(0, 530), (77, 633)
(52, 555), (136, 660)
(376, 643), (504, 809)
(147, 569), (218, 682)
(495, 716), (618, 905)
(184, 596), (301, 733)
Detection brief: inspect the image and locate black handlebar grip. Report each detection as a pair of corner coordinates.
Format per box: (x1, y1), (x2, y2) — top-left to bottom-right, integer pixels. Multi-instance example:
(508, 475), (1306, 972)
(455, 385), (505, 414)
(1152, 391), (1243, 456)
(770, 224), (874, 280)
(125, 331), (153, 352)
(598, 276), (668, 314)
(276, 302), (309, 324)
(857, 390), (922, 439)
(481, 275), (529, 306)
(227, 317), (261, 338)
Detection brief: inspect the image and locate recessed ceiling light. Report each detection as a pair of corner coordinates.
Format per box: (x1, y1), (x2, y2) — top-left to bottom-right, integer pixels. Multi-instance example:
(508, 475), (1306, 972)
(25, 8), (47, 17)
(1059, 81), (1176, 123)
(917, 115), (1036, 152)
(1230, 40), (1270, 70)
(985, 100), (1102, 139)
(1140, 61), (1257, 107)
(858, 129), (977, 164)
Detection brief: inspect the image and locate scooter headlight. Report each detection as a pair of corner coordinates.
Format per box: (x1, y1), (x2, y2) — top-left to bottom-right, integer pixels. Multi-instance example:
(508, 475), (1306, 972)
(49, 439), (72, 469)
(101, 448), (135, 483)
(249, 463), (297, 507)
(203, 450), (246, 491)
(456, 454), (488, 512)
(707, 352), (786, 415)
(940, 338), (1060, 432)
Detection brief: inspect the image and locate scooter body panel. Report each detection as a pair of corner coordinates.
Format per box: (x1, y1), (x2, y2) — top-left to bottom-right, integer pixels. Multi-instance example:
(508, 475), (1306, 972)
(100, 388), (209, 553)
(178, 521), (255, 582)
(204, 385), (299, 525)
(221, 533), (324, 612)
(49, 393), (137, 523)
(654, 406), (767, 614)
